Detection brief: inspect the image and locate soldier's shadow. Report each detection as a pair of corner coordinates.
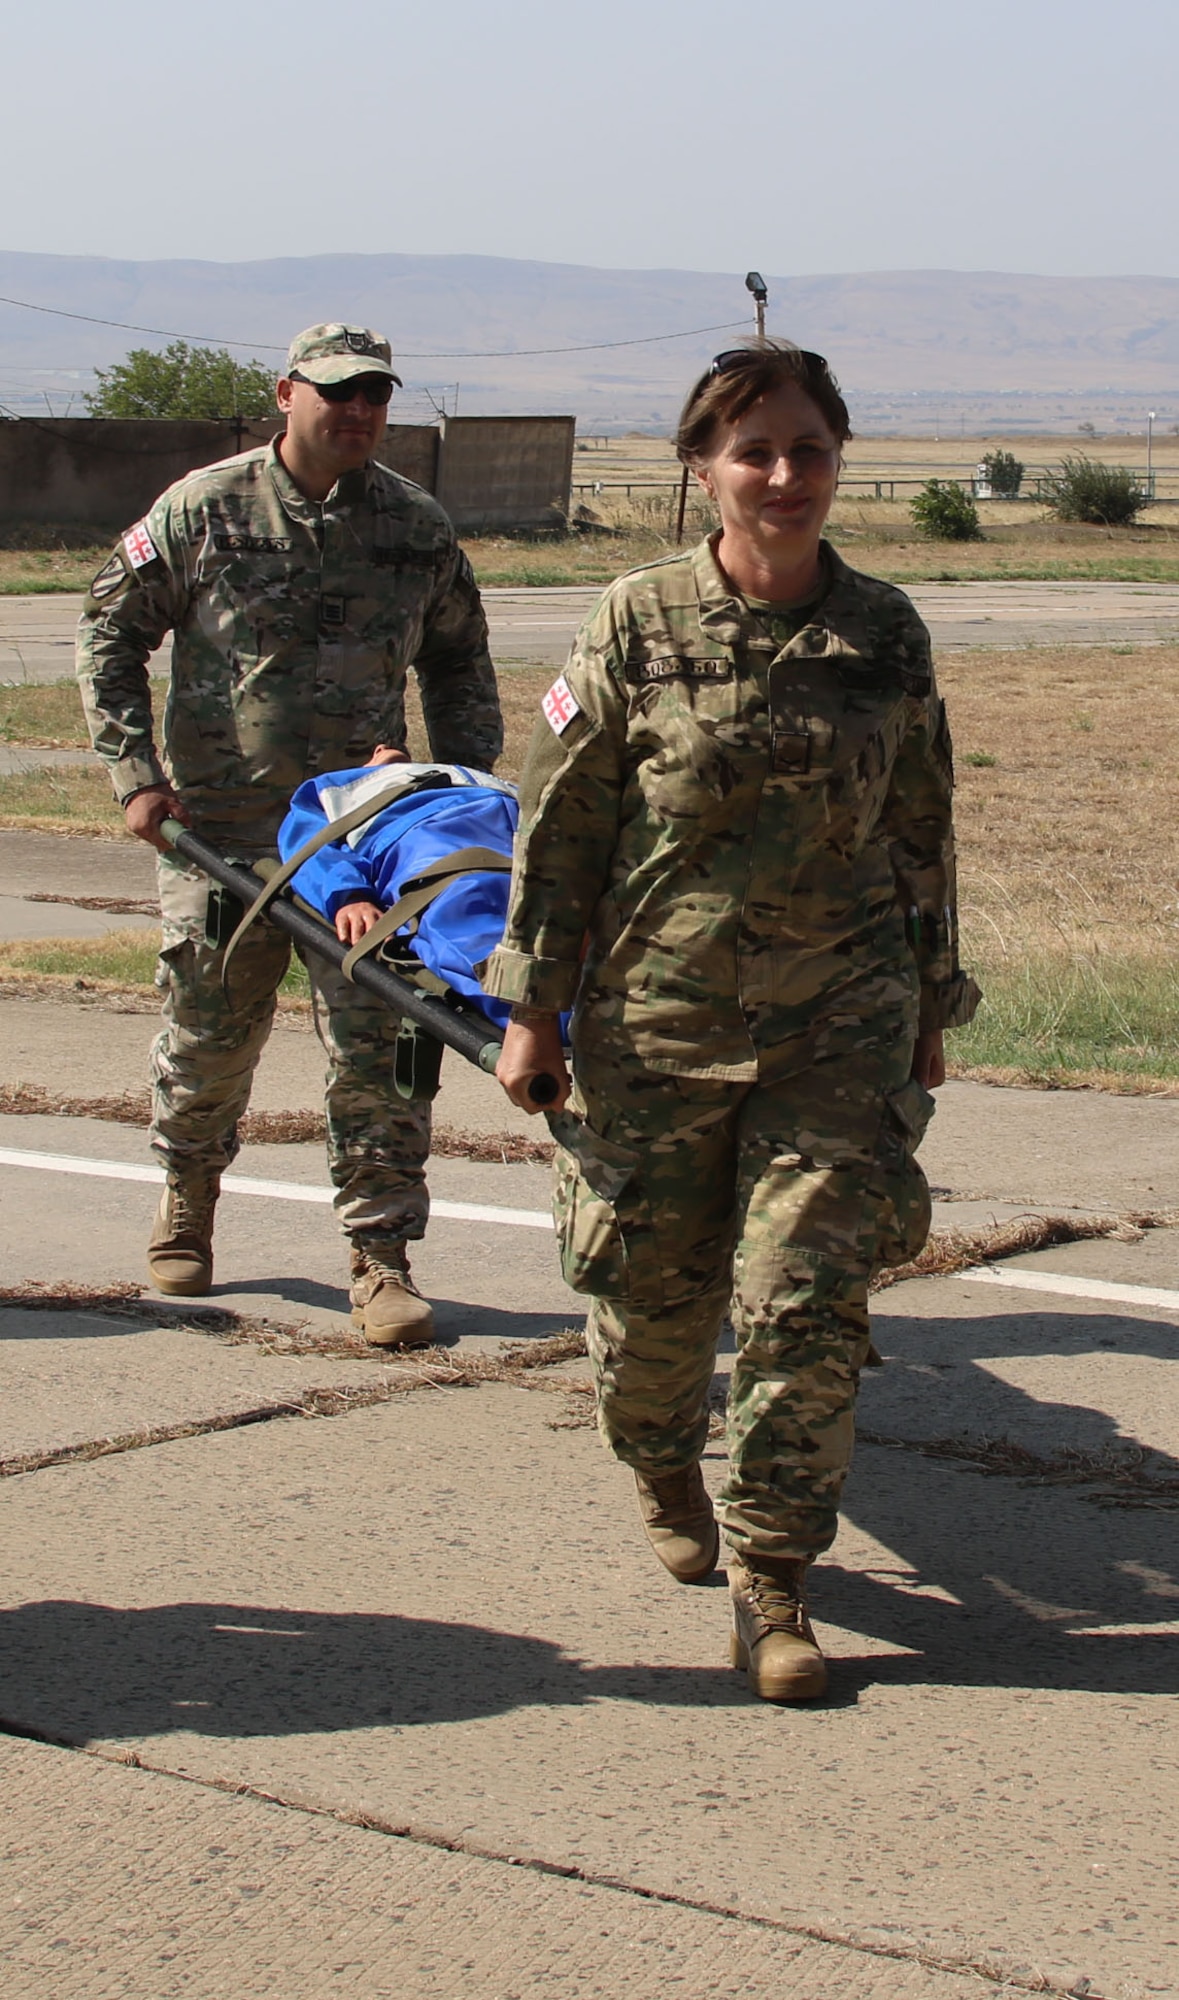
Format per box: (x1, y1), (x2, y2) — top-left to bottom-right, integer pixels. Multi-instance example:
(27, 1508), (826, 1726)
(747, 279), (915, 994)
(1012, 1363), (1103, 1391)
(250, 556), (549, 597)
(0, 1598), (744, 1746)
(816, 1304), (1179, 1697)
(222, 1278), (572, 1348)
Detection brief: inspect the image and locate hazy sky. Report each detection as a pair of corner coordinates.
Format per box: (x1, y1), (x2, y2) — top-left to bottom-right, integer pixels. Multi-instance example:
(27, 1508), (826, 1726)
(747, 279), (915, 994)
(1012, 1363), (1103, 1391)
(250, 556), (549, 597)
(4, 0), (1176, 278)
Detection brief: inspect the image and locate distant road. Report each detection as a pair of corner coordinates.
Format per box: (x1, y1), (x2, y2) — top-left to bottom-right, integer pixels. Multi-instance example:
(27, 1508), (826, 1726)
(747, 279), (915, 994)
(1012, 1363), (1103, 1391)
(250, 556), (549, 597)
(4, 579), (1179, 684)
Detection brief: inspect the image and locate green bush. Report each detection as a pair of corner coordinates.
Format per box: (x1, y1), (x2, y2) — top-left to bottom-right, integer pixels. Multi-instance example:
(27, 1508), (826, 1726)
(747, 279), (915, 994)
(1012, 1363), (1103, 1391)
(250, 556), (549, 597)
(86, 341), (276, 419)
(980, 449), (1024, 497)
(910, 480), (982, 541)
(1041, 455), (1145, 526)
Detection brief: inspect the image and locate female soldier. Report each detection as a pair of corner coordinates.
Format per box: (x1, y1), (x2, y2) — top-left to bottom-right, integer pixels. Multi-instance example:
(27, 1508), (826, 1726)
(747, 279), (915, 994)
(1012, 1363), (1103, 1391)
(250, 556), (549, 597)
(486, 341), (978, 1702)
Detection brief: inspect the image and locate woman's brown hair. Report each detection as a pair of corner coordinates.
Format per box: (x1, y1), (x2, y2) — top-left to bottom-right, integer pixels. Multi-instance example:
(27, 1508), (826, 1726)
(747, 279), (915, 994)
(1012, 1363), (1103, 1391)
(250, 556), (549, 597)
(675, 339), (852, 464)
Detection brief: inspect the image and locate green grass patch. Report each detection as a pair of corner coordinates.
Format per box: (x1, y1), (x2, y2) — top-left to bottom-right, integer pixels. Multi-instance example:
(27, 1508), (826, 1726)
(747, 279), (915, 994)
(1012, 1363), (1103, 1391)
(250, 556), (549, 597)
(950, 947), (1179, 1086)
(0, 926), (311, 1000)
(0, 543), (110, 596)
(0, 927), (163, 987)
(0, 766), (126, 835)
(0, 679), (90, 747)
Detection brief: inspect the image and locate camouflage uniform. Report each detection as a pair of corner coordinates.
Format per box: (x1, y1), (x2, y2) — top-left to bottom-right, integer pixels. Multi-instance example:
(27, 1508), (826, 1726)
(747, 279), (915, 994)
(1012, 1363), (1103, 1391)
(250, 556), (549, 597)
(77, 435), (501, 1249)
(483, 537), (977, 1561)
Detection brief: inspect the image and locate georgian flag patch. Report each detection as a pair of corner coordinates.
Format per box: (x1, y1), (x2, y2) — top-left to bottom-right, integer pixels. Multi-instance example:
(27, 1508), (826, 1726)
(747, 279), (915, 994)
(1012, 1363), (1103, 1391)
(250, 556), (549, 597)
(542, 673), (581, 735)
(123, 521), (159, 570)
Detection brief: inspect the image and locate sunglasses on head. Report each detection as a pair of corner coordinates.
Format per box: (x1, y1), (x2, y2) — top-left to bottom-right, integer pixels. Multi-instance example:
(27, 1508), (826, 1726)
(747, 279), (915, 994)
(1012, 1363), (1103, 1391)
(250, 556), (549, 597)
(291, 371), (394, 406)
(709, 347), (829, 378)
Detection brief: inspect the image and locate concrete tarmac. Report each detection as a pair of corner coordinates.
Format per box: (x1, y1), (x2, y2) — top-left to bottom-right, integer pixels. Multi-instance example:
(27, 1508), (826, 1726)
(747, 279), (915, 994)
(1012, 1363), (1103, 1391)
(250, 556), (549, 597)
(5, 577), (1179, 684)
(1, 799), (1178, 1993)
(2, 967), (1178, 1995)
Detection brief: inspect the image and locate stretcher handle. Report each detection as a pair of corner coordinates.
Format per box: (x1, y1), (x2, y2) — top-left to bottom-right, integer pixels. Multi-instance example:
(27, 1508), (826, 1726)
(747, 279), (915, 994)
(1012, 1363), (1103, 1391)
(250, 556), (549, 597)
(158, 819), (560, 1105)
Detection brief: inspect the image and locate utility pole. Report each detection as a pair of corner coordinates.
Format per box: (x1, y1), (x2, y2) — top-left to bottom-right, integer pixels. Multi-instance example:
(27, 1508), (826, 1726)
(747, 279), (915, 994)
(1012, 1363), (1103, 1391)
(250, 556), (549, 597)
(1147, 410), (1155, 496)
(679, 271), (769, 545)
(745, 270), (768, 339)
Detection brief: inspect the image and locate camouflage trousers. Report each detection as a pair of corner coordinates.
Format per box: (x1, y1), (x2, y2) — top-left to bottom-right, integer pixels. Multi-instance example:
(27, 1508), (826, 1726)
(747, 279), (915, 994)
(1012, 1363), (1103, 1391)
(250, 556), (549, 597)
(553, 1035), (934, 1562)
(151, 851), (430, 1247)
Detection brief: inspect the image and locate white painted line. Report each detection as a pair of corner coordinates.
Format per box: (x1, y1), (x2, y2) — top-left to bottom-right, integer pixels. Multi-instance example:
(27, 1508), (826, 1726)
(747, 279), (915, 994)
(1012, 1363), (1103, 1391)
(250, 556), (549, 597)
(960, 1265), (1179, 1313)
(0, 1145), (553, 1232)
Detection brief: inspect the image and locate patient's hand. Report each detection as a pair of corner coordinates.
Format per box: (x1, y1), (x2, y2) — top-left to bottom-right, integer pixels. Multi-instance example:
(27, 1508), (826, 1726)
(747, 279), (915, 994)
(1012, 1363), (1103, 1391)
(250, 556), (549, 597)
(335, 899), (384, 945)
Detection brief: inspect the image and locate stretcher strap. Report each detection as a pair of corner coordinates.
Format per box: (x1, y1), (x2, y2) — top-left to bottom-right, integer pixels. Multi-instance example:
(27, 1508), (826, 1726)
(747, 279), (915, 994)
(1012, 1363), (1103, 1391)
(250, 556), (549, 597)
(219, 780), (420, 988)
(340, 847), (511, 981)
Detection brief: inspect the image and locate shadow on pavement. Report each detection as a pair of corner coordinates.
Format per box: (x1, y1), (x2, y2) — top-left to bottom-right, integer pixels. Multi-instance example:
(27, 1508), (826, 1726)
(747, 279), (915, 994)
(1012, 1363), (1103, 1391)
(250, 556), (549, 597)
(827, 1306), (1179, 1697)
(0, 1599), (746, 1743)
(209, 1279), (576, 1348)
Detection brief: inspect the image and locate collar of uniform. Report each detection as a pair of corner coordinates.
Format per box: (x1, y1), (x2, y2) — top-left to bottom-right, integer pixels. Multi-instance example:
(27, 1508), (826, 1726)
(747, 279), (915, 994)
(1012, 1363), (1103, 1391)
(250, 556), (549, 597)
(690, 533), (869, 659)
(266, 437), (373, 521)
(690, 534), (747, 647)
(799, 544), (874, 662)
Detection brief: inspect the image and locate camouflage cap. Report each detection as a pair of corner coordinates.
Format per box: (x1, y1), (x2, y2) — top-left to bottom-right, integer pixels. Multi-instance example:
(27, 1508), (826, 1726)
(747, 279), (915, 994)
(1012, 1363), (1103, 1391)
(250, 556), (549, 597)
(285, 324), (403, 387)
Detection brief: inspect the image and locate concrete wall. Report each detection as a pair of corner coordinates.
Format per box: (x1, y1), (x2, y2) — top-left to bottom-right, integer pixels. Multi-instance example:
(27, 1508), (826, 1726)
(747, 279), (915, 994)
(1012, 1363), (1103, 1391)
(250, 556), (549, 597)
(0, 419), (280, 527)
(375, 425), (439, 494)
(0, 414), (571, 531)
(435, 415), (576, 533)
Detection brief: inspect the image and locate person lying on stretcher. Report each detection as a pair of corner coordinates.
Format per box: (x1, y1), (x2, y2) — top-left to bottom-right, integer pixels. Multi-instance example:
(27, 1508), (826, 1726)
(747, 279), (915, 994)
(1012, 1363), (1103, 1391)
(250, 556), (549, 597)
(277, 744), (528, 1032)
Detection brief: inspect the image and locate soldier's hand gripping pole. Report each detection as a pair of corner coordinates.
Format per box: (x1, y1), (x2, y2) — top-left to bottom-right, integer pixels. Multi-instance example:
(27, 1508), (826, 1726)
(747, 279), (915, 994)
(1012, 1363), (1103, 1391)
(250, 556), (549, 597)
(158, 819), (559, 1106)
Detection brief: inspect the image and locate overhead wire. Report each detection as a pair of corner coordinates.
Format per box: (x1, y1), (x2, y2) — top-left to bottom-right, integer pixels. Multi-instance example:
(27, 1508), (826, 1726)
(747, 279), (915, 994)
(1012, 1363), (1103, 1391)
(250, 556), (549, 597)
(0, 290), (752, 359)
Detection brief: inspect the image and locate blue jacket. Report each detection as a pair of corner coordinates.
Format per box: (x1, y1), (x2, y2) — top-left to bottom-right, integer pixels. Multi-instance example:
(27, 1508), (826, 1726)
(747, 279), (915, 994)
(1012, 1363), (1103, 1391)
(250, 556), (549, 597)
(278, 762), (521, 1029)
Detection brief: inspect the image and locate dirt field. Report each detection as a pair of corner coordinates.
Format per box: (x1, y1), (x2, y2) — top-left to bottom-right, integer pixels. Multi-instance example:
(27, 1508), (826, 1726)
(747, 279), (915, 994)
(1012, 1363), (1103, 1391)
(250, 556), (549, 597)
(2, 642), (1174, 1088)
(572, 429), (1179, 498)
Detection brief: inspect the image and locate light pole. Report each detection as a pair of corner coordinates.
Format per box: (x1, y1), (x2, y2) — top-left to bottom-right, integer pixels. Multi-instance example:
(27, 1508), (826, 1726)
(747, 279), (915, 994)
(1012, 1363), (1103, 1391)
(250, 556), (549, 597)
(745, 271), (768, 339)
(1147, 410), (1155, 497)
(680, 272), (769, 543)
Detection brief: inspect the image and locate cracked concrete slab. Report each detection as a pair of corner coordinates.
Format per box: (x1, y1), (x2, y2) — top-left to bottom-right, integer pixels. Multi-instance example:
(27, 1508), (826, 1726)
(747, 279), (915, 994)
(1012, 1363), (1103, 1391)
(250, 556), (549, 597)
(0, 1382), (1173, 1999)
(0, 1736), (1009, 2000)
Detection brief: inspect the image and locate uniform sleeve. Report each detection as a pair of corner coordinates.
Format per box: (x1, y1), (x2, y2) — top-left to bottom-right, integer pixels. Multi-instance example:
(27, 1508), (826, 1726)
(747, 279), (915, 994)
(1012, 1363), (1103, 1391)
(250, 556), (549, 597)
(75, 502), (189, 804)
(412, 545), (503, 770)
(481, 604), (629, 1012)
(881, 658), (981, 1033)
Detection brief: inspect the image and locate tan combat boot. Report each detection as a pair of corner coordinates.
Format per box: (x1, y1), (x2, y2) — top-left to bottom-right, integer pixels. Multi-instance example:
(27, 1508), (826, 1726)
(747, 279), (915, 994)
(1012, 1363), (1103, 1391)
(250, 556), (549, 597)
(729, 1555), (829, 1702)
(634, 1463), (719, 1584)
(350, 1243), (435, 1349)
(147, 1177), (218, 1297)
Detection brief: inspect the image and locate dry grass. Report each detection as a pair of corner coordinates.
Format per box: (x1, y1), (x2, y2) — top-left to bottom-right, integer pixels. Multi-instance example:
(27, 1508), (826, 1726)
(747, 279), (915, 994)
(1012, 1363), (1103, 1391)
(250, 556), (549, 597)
(0, 681), (91, 747)
(405, 663), (549, 775)
(0, 1285), (591, 1478)
(874, 1208), (1179, 1291)
(0, 765), (126, 835)
(0, 532), (111, 597)
(0, 1081), (554, 1162)
(3, 646), (1174, 1087)
(938, 645), (1179, 1084)
(857, 1429), (1179, 1507)
(941, 645), (1179, 929)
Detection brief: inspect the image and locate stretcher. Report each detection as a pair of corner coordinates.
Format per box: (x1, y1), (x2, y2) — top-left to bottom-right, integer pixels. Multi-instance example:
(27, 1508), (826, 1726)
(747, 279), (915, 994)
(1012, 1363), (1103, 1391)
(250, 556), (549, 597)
(160, 818), (559, 1107)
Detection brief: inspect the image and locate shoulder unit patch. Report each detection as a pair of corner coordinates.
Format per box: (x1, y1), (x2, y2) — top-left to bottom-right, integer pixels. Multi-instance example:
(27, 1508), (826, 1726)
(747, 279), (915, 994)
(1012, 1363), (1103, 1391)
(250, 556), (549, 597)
(123, 521), (159, 570)
(542, 674), (582, 734)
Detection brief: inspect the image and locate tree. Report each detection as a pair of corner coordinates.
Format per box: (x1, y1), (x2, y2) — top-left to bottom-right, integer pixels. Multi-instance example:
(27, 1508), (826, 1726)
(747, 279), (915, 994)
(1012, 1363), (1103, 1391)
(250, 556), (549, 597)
(980, 449), (1024, 498)
(910, 479), (981, 541)
(85, 342), (276, 419)
(1041, 455), (1145, 527)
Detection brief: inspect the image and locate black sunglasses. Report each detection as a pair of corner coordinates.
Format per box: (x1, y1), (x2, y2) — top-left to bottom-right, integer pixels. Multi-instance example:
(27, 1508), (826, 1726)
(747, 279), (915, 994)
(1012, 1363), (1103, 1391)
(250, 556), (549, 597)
(709, 347), (829, 377)
(290, 371), (394, 406)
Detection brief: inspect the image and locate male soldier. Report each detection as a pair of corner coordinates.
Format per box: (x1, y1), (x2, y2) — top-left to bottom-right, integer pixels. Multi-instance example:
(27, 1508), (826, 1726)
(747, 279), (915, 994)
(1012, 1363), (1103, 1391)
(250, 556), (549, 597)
(77, 323), (502, 1347)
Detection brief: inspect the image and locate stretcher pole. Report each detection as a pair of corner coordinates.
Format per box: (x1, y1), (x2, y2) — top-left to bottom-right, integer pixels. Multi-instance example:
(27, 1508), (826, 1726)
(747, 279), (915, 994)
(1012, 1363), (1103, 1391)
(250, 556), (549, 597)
(159, 819), (559, 1105)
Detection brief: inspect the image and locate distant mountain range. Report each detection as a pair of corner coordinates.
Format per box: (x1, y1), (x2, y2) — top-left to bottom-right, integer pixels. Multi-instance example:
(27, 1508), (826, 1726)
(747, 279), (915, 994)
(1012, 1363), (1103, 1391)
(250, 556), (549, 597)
(2, 250), (1177, 432)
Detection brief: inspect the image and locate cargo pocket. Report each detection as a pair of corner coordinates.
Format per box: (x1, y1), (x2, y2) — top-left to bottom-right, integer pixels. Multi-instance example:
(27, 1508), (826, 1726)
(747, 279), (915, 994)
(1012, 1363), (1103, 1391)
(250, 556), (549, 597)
(552, 1120), (663, 1310)
(868, 1076), (936, 1269)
